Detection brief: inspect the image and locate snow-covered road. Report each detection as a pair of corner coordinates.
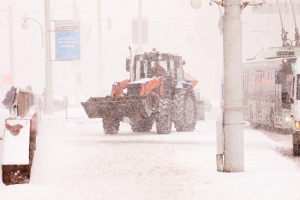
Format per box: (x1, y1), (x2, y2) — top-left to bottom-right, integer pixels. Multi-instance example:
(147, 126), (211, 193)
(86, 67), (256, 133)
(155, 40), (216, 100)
(1, 106), (300, 200)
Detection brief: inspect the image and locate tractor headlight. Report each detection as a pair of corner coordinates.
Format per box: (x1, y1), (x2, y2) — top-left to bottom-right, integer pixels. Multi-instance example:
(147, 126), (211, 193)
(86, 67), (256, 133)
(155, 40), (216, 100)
(286, 117), (290, 122)
(296, 121), (300, 129)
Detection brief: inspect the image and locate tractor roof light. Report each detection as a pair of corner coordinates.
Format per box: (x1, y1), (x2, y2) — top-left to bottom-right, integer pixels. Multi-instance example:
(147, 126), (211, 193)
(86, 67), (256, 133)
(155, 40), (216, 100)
(296, 121), (300, 129)
(152, 47), (156, 51)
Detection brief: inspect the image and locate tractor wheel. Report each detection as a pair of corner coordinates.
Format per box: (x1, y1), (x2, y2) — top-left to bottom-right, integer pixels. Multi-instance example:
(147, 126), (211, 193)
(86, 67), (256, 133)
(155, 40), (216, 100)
(293, 145), (300, 156)
(102, 118), (120, 134)
(293, 132), (300, 156)
(174, 88), (197, 132)
(130, 117), (153, 132)
(156, 98), (172, 134)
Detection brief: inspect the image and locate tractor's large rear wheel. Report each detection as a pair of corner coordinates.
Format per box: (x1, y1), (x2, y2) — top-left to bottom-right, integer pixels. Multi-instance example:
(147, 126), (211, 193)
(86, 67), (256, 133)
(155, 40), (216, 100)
(174, 88), (197, 132)
(103, 118), (120, 134)
(130, 117), (153, 132)
(156, 98), (171, 134)
(293, 132), (300, 156)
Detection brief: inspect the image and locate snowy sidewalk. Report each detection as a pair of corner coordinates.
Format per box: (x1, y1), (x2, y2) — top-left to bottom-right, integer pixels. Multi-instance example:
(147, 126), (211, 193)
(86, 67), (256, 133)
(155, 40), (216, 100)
(0, 107), (300, 199)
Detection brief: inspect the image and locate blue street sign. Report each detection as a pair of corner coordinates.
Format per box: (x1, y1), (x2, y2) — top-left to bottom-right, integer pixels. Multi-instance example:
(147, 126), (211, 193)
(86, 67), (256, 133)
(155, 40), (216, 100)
(56, 32), (80, 60)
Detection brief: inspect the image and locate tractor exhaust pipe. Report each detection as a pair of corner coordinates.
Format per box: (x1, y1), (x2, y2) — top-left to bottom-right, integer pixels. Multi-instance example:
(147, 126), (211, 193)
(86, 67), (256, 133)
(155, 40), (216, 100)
(129, 46), (134, 82)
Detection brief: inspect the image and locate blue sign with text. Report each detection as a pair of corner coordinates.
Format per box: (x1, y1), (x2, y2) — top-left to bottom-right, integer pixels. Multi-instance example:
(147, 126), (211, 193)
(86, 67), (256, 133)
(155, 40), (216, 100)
(56, 32), (80, 60)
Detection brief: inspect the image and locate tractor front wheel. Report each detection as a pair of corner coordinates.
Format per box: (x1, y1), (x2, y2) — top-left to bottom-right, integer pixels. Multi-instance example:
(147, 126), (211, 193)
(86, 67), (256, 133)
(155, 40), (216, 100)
(103, 118), (120, 134)
(130, 117), (153, 132)
(156, 98), (171, 134)
(174, 88), (197, 132)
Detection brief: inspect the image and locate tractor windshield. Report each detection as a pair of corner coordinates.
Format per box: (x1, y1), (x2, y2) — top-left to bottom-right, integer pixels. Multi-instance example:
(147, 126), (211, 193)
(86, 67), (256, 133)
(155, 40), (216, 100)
(150, 60), (168, 71)
(135, 60), (150, 81)
(134, 59), (168, 81)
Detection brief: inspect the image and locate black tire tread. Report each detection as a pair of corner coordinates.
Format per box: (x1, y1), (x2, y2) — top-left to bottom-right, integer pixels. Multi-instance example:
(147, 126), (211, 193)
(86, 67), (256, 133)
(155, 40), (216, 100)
(130, 117), (153, 132)
(173, 88), (197, 132)
(156, 98), (171, 134)
(103, 118), (120, 134)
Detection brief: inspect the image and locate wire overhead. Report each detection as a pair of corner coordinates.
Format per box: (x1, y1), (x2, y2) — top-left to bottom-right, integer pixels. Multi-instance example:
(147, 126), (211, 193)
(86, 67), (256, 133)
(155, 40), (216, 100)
(276, 0), (290, 47)
(263, 1), (272, 50)
(289, 0), (300, 46)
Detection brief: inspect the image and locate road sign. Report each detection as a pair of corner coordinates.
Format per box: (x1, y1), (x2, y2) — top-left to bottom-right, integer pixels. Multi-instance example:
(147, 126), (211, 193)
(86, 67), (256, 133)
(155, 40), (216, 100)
(56, 32), (80, 60)
(132, 19), (148, 44)
(55, 20), (80, 60)
(55, 20), (80, 31)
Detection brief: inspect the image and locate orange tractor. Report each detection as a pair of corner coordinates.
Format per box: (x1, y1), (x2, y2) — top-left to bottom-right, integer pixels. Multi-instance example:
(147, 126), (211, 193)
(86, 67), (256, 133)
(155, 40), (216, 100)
(81, 48), (205, 134)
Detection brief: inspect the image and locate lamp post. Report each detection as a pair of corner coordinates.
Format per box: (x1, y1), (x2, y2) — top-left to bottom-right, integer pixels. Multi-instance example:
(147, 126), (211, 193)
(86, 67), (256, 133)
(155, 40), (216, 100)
(9, 6), (15, 87)
(21, 0), (54, 114)
(21, 14), (45, 48)
(191, 0), (244, 172)
(44, 0), (54, 114)
(98, 0), (103, 93)
(138, 0), (142, 53)
(21, 10), (53, 114)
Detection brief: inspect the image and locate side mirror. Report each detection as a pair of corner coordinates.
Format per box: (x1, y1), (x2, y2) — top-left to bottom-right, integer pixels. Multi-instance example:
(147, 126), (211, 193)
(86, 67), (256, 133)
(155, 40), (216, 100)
(126, 58), (130, 72)
(182, 60), (186, 65)
(290, 98), (294, 104)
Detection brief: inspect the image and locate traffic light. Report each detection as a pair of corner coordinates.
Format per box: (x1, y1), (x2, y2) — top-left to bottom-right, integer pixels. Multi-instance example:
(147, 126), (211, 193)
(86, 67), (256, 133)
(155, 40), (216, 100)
(107, 17), (111, 30)
(77, 71), (81, 84)
(3, 74), (10, 85)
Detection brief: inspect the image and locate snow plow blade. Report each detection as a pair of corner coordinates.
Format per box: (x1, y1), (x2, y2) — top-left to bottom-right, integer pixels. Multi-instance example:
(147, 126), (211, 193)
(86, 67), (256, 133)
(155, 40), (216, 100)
(81, 96), (149, 119)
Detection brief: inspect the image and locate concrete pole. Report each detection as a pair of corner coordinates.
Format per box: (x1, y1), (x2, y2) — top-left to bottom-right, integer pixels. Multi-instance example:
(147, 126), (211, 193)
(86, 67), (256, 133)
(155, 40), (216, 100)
(8, 6), (15, 86)
(73, 0), (80, 106)
(223, 0), (244, 172)
(44, 0), (54, 114)
(138, 0), (142, 53)
(97, 0), (103, 92)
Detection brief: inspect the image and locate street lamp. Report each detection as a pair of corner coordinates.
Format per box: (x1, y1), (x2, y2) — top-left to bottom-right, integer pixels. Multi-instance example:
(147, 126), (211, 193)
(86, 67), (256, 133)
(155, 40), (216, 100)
(191, 0), (202, 9)
(21, 21), (29, 30)
(21, 14), (45, 48)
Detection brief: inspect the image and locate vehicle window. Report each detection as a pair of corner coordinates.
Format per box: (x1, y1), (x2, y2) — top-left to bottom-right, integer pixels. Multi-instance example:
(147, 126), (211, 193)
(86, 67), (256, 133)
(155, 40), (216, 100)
(136, 61), (141, 80)
(170, 59), (175, 78)
(293, 77), (295, 98)
(150, 60), (168, 71)
(144, 61), (148, 78)
(297, 74), (300, 100)
(159, 60), (167, 71)
(177, 57), (184, 82)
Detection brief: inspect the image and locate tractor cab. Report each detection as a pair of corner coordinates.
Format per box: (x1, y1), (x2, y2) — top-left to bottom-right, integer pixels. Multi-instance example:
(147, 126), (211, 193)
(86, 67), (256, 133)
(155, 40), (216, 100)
(127, 50), (186, 83)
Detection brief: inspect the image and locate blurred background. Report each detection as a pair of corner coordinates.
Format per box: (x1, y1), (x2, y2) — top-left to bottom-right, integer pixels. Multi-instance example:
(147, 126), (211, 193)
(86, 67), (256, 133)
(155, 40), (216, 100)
(0, 0), (298, 104)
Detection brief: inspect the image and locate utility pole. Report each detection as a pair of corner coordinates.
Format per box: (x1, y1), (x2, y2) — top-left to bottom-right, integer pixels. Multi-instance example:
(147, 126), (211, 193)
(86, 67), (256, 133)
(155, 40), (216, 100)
(138, 0), (142, 53)
(8, 5), (15, 86)
(97, 0), (103, 93)
(44, 0), (54, 114)
(223, 0), (244, 172)
(73, 0), (80, 106)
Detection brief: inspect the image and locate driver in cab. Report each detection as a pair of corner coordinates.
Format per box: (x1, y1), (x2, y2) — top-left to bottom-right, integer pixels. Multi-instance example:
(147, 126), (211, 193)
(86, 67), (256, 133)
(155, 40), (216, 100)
(151, 60), (166, 77)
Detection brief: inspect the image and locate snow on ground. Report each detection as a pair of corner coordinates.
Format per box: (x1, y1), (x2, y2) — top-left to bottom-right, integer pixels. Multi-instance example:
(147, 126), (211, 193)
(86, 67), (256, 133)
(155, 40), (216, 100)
(0, 106), (300, 199)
